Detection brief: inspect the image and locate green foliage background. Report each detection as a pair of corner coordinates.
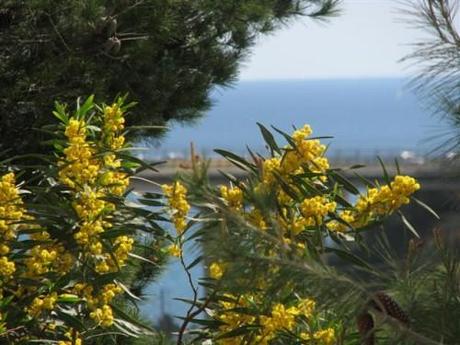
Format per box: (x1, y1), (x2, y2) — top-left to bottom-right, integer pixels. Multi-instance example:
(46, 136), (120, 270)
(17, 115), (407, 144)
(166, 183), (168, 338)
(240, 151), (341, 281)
(0, 0), (338, 155)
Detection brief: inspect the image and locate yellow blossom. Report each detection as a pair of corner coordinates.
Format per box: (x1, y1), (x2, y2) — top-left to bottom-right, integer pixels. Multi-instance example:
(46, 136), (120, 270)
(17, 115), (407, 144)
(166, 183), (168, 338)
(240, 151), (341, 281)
(259, 303), (298, 341)
(27, 292), (58, 317)
(0, 256), (15, 277)
(300, 196), (336, 225)
(209, 262), (224, 280)
(163, 182), (190, 235)
(261, 157), (281, 185)
(297, 298), (315, 318)
(248, 208), (268, 230)
(220, 185), (244, 210)
(327, 210), (355, 233)
(90, 304), (114, 327)
(313, 328), (336, 345)
(168, 244), (182, 257)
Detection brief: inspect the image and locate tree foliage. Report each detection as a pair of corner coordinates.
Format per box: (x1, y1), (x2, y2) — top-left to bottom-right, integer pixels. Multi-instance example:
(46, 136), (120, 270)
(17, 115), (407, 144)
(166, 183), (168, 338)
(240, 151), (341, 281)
(401, 0), (460, 152)
(0, 0), (339, 155)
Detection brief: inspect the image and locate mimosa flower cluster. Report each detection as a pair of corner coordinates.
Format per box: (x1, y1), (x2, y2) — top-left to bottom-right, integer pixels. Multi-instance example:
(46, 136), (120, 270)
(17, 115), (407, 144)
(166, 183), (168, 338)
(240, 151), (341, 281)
(185, 123), (422, 344)
(260, 125), (329, 187)
(0, 173), (24, 279)
(162, 181), (190, 264)
(214, 293), (334, 345)
(162, 181), (190, 235)
(57, 101), (132, 327)
(0, 97), (152, 344)
(217, 125), (420, 247)
(328, 175), (420, 232)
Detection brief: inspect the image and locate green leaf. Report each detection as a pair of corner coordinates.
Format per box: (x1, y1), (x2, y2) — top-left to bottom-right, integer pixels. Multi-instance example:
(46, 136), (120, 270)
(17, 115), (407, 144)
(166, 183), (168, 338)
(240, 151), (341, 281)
(57, 294), (81, 304)
(55, 309), (86, 331)
(377, 156), (391, 184)
(53, 102), (69, 123)
(77, 95), (95, 118)
(325, 247), (372, 271)
(113, 318), (145, 337)
(274, 173), (299, 201)
(412, 197), (440, 219)
(116, 153), (160, 173)
(271, 125), (296, 148)
(115, 280), (141, 301)
(333, 194), (353, 208)
(52, 111), (68, 124)
(26, 341), (60, 344)
(218, 170), (243, 186)
(214, 149), (256, 172)
(186, 255), (203, 270)
(111, 304), (156, 333)
(399, 212), (420, 238)
(217, 325), (259, 339)
(137, 198), (164, 207)
(100, 228), (135, 239)
(257, 123), (281, 155)
(173, 297), (205, 307)
(175, 317), (224, 328)
(352, 171), (376, 188)
(293, 176), (322, 196)
(394, 157), (401, 175)
(128, 252), (159, 265)
(329, 171), (359, 195)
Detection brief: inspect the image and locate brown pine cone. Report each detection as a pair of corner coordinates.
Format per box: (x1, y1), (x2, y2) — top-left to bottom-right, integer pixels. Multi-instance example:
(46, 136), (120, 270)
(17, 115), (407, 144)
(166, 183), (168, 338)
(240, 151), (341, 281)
(357, 312), (375, 345)
(370, 291), (410, 326)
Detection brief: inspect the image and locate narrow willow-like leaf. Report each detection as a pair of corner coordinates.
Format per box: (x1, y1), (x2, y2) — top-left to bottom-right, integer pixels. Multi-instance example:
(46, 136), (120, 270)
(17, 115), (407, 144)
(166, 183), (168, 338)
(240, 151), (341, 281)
(53, 101), (69, 123)
(394, 157), (401, 175)
(186, 255), (203, 270)
(218, 170), (242, 186)
(76, 95), (95, 118)
(175, 317), (224, 328)
(377, 156), (391, 184)
(325, 247), (372, 271)
(137, 198), (164, 207)
(412, 197), (440, 219)
(329, 171), (360, 195)
(399, 212), (420, 238)
(274, 173), (299, 201)
(55, 309), (86, 331)
(217, 325), (260, 339)
(111, 304), (156, 333)
(117, 152), (160, 173)
(57, 294), (81, 303)
(128, 252), (159, 265)
(214, 149), (256, 172)
(174, 297), (206, 307)
(115, 280), (142, 301)
(349, 164), (366, 169)
(257, 122), (281, 155)
(329, 188), (353, 209)
(271, 125), (296, 148)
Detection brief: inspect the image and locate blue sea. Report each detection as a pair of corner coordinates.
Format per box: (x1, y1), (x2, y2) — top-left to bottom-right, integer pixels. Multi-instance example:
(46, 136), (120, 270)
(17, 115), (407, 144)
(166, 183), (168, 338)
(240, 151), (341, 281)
(148, 78), (451, 160)
(139, 78), (451, 324)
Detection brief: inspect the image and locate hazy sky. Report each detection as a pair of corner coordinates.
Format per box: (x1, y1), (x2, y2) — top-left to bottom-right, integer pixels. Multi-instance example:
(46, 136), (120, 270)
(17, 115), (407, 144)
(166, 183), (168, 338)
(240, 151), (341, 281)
(240, 0), (424, 80)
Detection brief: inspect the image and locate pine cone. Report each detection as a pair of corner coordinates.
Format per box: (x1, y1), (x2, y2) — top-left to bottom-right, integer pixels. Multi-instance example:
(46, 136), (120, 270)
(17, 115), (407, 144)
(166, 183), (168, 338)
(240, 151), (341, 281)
(357, 312), (375, 345)
(370, 291), (410, 326)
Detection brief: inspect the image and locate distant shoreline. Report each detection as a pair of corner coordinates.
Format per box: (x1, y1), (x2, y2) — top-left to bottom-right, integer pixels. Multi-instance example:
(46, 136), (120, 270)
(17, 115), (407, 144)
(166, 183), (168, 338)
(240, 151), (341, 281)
(234, 76), (411, 83)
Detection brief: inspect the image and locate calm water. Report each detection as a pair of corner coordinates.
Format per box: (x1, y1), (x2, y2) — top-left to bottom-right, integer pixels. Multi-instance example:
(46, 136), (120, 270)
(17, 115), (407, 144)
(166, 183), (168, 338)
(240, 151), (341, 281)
(139, 78), (451, 324)
(147, 78), (450, 159)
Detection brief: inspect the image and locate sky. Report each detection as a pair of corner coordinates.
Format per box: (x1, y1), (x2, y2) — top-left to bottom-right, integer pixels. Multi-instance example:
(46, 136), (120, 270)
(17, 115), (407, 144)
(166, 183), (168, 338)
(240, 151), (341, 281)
(240, 0), (425, 80)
